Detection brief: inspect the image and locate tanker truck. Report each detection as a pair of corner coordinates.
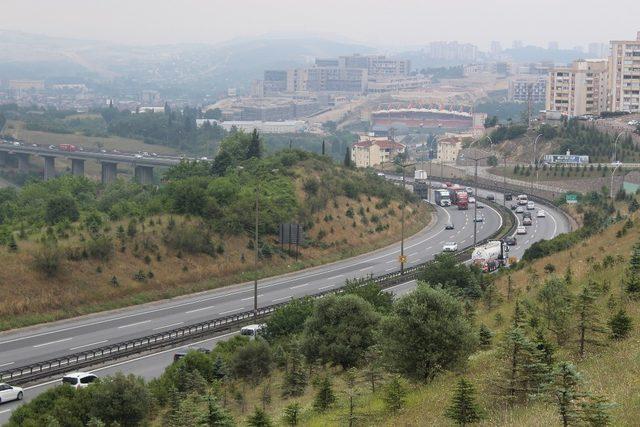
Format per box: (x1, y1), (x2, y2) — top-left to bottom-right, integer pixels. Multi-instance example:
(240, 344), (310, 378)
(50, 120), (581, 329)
(471, 240), (513, 272)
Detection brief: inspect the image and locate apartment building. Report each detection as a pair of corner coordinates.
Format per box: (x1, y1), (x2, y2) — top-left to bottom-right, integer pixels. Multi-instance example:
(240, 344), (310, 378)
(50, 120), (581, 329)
(437, 137), (463, 163)
(287, 67), (368, 93)
(351, 138), (406, 168)
(508, 76), (547, 103)
(546, 59), (609, 116)
(338, 54), (410, 77)
(609, 32), (640, 113)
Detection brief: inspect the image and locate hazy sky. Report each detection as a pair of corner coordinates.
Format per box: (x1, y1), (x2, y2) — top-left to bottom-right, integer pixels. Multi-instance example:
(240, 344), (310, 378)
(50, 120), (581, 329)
(1, 0), (638, 49)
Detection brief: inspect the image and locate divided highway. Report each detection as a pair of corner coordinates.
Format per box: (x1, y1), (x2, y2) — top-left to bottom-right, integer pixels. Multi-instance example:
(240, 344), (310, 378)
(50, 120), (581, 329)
(0, 186), (570, 422)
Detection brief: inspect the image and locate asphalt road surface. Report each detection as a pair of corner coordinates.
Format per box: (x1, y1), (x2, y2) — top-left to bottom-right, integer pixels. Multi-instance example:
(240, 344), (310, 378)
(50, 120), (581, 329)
(0, 187), (570, 423)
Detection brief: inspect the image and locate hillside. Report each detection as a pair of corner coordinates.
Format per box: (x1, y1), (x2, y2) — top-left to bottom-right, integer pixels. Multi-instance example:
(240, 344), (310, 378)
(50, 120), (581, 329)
(0, 146), (431, 330)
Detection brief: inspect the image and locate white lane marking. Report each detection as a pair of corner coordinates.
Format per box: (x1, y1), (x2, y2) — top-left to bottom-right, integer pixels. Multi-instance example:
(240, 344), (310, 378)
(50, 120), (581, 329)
(117, 320), (151, 329)
(328, 274), (344, 280)
(153, 322), (184, 331)
(426, 246), (432, 250)
(0, 409), (11, 415)
(69, 340), (108, 351)
(272, 296), (291, 302)
(289, 283), (310, 290)
(241, 295), (263, 301)
(385, 267), (396, 272)
(359, 266), (370, 271)
(33, 338), (72, 348)
(319, 285), (333, 290)
(409, 252), (419, 257)
(0, 362), (14, 368)
(185, 305), (216, 314)
(386, 259), (395, 264)
(219, 308), (247, 315)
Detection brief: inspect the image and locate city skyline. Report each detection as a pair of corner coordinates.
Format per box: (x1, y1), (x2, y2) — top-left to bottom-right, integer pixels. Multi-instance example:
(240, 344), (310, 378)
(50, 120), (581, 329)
(0, 0), (638, 49)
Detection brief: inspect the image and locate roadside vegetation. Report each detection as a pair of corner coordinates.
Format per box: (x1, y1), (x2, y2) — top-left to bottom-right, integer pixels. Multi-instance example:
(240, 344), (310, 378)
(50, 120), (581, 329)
(12, 186), (640, 426)
(0, 130), (429, 330)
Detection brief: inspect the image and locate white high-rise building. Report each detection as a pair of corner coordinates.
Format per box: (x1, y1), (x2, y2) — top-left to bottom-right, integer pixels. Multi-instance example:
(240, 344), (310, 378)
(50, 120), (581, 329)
(546, 59), (609, 117)
(608, 32), (640, 113)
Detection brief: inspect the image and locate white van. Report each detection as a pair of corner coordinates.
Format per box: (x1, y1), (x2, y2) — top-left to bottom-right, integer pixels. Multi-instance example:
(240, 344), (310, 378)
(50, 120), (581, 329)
(240, 324), (265, 339)
(526, 201), (535, 210)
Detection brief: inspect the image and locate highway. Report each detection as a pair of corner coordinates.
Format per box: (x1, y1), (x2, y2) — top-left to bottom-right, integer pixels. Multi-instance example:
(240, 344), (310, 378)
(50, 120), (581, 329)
(0, 187), (570, 422)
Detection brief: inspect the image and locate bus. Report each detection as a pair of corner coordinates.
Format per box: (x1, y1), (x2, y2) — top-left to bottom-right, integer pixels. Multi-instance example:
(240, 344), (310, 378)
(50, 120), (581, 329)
(517, 194), (528, 205)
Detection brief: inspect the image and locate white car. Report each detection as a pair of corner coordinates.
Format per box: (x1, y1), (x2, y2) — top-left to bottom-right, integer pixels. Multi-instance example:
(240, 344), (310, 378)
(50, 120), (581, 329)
(516, 226), (527, 235)
(468, 197), (476, 204)
(200, 156), (209, 161)
(442, 242), (458, 252)
(537, 210), (546, 218)
(516, 206), (524, 214)
(527, 201), (535, 210)
(240, 324), (266, 340)
(474, 215), (484, 222)
(0, 383), (23, 403)
(466, 187), (474, 195)
(134, 154), (143, 159)
(62, 372), (98, 389)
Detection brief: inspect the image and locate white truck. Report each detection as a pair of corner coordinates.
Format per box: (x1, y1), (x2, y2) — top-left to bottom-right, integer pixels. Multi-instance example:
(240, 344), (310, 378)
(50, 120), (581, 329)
(414, 170), (428, 181)
(471, 240), (512, 272)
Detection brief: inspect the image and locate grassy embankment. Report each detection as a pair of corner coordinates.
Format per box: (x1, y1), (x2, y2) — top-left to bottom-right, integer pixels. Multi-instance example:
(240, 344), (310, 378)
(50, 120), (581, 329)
(171, 201), (640, 427)
(0, 173), (432, 332)
(487, 164), (639, 182)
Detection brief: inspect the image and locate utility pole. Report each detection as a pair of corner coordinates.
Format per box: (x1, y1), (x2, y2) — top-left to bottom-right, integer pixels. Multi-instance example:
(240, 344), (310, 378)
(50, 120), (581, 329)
(503, 155), (507, 206)
(468, 151), (490, 246)
(399, 162), (416, 274)
(253, 182), (259, 317)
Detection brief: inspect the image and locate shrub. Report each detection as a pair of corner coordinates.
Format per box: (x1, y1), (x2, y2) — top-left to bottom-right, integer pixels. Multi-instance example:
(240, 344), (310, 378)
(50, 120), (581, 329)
(163, 223), (216, 256)
(32, 242), (62, 277)
(85, 235), (115, 261)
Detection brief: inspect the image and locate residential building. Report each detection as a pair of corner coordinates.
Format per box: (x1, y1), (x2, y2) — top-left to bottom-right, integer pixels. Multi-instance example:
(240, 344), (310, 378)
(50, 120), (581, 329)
(287, 67), (368, 93)
(351, 138), (406, 168)
(437, 137), (463, 163)
(263, 70), (288, 94)
(546, 59), (609, 116)
(426, 41), (478, 62)
(338, 54), (410, 77)
(508, 76), (547, 103)
(609, 32), (640, 113)
(8, 80), (44, 92)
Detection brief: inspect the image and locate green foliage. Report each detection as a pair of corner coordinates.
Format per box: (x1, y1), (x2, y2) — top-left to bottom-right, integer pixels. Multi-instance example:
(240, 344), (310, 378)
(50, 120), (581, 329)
(342, 279), (394, 313)
(282, 402), (302, 426)
(163, 222), (217, 256)
(379, 284), (477, 381)
(479, 324), (494, 348)
(313, 376), (336, 412)
(281, 344), (308, 397)
(575, 283), (607, 357)
(45, 194), (80, 225)
(9, 373), (151, 427)
(382, 376), (408, 413)
(608, 309), (632, 340)
(553, 362), (583, 427)
(230, 339), (273, 384)
(246, 407), (273, 427)
(445, 378), (483, 425)
(301, 294), (379, 368)
(263, 297), (314, 342)
(537, 278), (574, 344)
(419, 253), (484, 299)
(32, 241), (62, 277)
(489, 124), (528, 143)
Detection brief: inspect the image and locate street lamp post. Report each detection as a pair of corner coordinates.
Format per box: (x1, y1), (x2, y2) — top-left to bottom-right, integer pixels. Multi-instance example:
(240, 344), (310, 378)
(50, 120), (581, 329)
(610, 161), (621, 199)
(399, 162), (416, 274)
(612, 131), (626, 164)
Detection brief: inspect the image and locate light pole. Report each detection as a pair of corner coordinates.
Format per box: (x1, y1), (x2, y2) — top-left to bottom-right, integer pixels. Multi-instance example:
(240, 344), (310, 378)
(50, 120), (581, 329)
(530, 133), (543, 193)
(467, 147), (490, 246)
(502, 154), (508, 206)
(240, 166), (279, 317)
(612, 131), (626, 164)
(399, 162), (416, 274)
(610, 161), (621, 199)
(535, 152), (547, 188)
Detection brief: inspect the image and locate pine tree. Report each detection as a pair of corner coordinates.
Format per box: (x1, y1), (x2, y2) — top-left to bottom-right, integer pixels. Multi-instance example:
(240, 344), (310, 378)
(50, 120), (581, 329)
(496, 326), (552, 404)
(362, 347), (383, 393)
(321, 139), (326, 156)
(344, 148), (352, 168)
(205, 394), (234, 426)
(313, 376), (336, 412)
(445, 378), (483, 426)
(479, 324), (494, 348)
(246, 129), (262, 159)
(212, 354), (227, 380)
(553, 362), (582, 427)
(282, 402), (301, 426)
(608, 309), (633, 340)
(382, 376), (407, 413)
(7, 234), (18, 252)
(246, 407), (273, 427)
(630, 242), (640, 275)
(282, 345), (307, 397)
(576, 283), (607, 357)
(579, 394), (614, 426)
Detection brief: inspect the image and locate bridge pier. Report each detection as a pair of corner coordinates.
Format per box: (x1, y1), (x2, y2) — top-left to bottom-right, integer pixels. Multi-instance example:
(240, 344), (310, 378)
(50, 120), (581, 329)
(134, 165), (154, 185)
(0, 151), (7, 166)
(71, 158), (85, 177)
(16, 153), (30, 173)
(101, 161), (118, 185)
(43, 156), (56, 180)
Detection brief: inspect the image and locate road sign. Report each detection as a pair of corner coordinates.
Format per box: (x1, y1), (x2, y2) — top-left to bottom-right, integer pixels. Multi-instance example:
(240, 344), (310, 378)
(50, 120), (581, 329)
(399, 255), (407, 264)
(566, 193), (578, 204)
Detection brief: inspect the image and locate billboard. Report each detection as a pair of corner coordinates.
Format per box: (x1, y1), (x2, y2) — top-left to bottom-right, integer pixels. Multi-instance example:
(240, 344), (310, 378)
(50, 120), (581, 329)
(543, 154), (589, 165)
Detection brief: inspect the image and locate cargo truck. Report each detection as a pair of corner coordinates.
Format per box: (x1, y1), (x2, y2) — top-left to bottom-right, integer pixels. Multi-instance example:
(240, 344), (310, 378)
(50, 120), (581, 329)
(471, 240), (512, 272)
(59, 144), (77, 152)
(434, 189), (451, 207)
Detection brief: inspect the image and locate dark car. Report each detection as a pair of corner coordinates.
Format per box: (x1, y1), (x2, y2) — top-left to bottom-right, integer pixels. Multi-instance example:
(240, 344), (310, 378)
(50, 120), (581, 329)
(445, 223), (454, 230)
(505, 236), (517, 246)
(174, 347), (210, 362)
(505, 194), (513, 201)
(476, 204), (485, 209)
(510, 204), (518, 210)
(486, 194), (495, 201)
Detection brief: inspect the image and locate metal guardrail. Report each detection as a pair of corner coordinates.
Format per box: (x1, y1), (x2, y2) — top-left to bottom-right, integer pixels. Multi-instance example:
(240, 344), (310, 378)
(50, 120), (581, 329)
(0, 197), (517, 385)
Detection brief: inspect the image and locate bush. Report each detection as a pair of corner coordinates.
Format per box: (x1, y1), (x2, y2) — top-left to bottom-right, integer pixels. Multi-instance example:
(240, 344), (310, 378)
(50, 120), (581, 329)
(45, 195), (80, 225)
(264, 297), (314, 342)
(231, 339), (273, 384)
(163, 223), (216, 256)
(32, 242), (62, 277)
(608, 309), (633, 339)
(85, 235), (115, 261)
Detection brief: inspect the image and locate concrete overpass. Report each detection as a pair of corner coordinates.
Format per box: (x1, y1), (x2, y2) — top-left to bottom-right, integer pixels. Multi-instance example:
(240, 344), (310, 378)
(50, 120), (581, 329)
(0, 142), (197, 185)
